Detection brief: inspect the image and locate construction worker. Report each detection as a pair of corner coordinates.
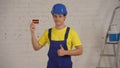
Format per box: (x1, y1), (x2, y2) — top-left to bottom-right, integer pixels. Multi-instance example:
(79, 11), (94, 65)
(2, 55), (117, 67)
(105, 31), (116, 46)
(30, 3), (83, 68)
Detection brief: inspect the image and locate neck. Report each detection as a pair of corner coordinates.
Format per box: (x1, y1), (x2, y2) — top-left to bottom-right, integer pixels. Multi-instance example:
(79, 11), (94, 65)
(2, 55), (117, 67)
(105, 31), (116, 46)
(55, 24), (66, 30)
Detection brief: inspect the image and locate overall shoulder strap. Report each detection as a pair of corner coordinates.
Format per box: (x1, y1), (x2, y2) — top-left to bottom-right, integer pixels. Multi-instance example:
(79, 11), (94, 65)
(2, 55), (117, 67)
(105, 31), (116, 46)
(64, 27), (70, 40)
(48, 28), (52, 41)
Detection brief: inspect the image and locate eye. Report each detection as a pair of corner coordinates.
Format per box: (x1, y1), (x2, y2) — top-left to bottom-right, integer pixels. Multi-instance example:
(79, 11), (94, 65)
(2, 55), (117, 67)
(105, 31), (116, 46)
(59, 15), (62, 18)
(53, 15), (57, 18)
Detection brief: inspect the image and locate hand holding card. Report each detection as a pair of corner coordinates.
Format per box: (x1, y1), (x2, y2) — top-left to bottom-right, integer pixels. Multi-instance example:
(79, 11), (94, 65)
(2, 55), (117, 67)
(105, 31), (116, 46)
(32, 19), (39, 24)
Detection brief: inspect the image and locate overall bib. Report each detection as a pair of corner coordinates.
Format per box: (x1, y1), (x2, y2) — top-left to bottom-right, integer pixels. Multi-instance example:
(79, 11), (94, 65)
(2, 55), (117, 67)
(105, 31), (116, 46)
(47, 27), (72, 68)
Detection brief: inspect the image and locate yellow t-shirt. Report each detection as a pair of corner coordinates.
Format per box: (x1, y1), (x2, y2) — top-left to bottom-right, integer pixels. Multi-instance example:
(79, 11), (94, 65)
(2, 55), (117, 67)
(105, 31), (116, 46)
(37, 26), (82, 50)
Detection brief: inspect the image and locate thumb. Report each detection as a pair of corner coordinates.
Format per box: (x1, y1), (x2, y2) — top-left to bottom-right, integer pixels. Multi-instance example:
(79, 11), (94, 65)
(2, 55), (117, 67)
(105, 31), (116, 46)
(60, 44), (64, 50)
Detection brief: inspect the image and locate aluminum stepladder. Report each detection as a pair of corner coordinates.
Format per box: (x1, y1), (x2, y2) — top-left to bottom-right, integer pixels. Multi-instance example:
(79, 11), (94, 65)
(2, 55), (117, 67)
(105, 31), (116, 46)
(96, 6), (120, 68)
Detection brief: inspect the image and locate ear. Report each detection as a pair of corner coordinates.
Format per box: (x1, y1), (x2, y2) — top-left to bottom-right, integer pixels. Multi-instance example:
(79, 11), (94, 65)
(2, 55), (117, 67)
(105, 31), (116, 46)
(64, 16), (66, 21)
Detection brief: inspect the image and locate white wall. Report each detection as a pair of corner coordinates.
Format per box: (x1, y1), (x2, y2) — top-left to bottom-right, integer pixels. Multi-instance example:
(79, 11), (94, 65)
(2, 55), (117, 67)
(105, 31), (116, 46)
(0, 0), (120, 68)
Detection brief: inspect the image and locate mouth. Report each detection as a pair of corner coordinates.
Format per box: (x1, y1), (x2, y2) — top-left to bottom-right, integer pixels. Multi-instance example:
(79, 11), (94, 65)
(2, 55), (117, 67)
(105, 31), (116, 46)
(55, 21), (61, 23)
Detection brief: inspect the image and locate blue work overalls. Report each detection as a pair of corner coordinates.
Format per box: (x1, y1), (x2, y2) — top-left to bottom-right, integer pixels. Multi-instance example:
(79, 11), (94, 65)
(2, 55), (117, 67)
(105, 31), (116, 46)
(47, 27), (72, 68)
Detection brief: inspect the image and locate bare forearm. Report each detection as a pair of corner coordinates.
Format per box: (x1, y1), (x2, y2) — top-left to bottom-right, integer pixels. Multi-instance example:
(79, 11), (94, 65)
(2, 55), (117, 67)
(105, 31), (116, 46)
(65, 49), (83, 56)
(31, 32), (42, 51)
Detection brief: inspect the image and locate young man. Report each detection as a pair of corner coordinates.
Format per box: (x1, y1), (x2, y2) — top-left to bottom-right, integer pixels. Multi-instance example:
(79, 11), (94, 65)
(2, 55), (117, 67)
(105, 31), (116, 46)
(30, 3), (83, 68)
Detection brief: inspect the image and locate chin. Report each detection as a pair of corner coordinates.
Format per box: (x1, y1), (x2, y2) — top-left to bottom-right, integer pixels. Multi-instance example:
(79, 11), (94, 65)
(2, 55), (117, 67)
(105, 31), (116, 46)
(55, 22), (62, 26)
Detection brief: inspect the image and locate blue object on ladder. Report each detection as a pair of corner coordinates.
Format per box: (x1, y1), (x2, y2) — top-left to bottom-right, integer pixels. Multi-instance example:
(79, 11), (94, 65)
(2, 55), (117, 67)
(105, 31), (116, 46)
(109, 33), (120, 42)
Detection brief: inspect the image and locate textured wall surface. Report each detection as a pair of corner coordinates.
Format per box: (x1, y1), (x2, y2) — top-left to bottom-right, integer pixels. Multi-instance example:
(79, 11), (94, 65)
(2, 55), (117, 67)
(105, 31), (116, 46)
(0, 0), (120, 68)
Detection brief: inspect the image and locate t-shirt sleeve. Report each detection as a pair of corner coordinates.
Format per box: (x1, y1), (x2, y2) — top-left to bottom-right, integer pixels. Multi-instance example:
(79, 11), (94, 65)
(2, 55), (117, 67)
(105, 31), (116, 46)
(71, 29), (82, 46)
(37, 30), (48, 46)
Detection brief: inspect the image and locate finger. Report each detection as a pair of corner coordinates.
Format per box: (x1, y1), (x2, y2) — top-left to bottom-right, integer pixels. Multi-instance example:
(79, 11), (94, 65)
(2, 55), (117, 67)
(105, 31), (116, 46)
(32, 27), (35, 29)
(31, 22), (34, 26)
(30, 25), (35, 30)
(31, 22), (35, 25)
(57, 50), (62, 56)
(30, 25), (34, 29)
(60, 44), (64, 49)
(30, 22), (34, 27)
(57, 50), (59, 53)
(57, 50), (60, 55)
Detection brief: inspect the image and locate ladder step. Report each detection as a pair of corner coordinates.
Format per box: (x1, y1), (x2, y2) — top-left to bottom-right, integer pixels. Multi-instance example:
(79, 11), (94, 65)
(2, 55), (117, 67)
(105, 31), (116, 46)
(100, 54), (115, 56)
(106, 42), (119, 44)
(96, 67), (112, 68)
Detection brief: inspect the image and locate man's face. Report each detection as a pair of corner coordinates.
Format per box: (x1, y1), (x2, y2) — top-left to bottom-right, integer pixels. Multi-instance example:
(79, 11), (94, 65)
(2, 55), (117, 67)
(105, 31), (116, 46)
(52, 14), (66, 26)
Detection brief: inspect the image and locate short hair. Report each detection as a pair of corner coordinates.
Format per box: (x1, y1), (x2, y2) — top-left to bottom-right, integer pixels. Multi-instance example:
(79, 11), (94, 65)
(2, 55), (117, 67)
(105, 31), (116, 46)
(52, 14), (67, 16)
